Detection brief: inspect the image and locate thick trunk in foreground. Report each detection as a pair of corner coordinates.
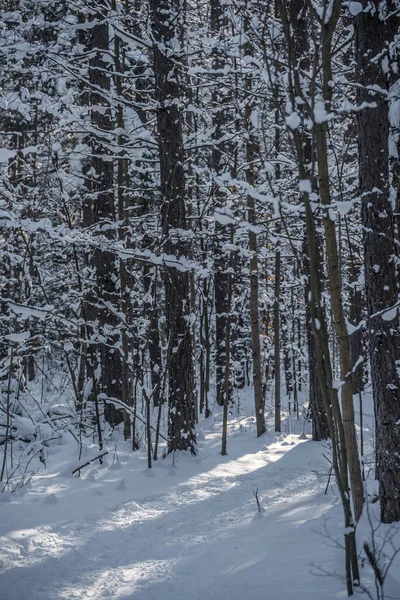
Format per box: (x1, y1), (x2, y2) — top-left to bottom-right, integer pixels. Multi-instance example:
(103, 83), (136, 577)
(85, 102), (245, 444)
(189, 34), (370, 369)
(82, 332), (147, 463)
(150, 0), (196, 454)
(355, 1), (400, 523)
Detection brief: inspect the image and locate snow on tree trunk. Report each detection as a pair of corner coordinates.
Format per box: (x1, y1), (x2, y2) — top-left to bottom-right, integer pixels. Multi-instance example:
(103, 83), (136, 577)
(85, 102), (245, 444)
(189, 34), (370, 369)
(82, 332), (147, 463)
(355, 0), (400, 524)
(149, 0), (196, 454)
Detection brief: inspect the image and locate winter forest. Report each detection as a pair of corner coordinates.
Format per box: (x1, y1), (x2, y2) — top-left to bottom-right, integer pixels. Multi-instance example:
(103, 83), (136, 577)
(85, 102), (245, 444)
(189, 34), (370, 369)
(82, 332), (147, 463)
(0, 0), (400, 598)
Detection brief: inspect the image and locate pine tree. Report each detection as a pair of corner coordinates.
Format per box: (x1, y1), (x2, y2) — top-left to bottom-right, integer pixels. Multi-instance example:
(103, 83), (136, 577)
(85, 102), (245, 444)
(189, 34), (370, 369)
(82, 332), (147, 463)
(355, 0), (400, 524)
(149, 0), (196, 454)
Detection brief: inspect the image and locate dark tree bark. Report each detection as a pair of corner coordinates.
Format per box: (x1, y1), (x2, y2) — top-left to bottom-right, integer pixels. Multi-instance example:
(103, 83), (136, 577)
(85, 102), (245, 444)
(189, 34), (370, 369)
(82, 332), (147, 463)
(303, 236), (329, 441)
(308, 315), (329, 440)
(277, 0), (361, 589)
(221, 226), (234, 455)
(143, 264), (162, 408)
(355, 1), (400, 523)
(348, 249), (364, 396)
(273, 231), (281, 432)
(290, 0), (329, 441)
(149, 0), (196, 454)
(113, 0), (134, 440)
(313, 0), (364, 523)
(210, 0), (233, 407)
(243, 12), (266, 437)
(88, 7), (123, 420)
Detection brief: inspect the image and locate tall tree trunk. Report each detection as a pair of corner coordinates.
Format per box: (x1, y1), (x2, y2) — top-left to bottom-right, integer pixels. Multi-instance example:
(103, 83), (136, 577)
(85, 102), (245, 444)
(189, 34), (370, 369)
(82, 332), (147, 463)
(88, 3), (123, 423)
(315, 1), (364, 522)
(277, 0), (361, 590)
(113, 2), (134, 439)
(221, 227), (234, 455)
(289, 0), (329, 440)
(355, 1), (400, 523)
(210, 0), (232, 407)
(273, 229), (281, 432)
(149, 0), (196, 454)
(243, 14), (266, 437)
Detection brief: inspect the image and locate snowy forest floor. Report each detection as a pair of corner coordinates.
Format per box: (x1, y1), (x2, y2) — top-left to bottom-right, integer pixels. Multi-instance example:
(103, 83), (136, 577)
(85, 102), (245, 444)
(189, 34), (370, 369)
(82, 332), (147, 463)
(1, 387), (400, 600)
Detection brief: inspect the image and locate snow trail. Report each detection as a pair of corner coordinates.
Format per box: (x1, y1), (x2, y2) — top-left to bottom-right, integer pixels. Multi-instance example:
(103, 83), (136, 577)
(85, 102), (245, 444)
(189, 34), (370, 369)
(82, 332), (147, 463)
(1, 419), (352, 600)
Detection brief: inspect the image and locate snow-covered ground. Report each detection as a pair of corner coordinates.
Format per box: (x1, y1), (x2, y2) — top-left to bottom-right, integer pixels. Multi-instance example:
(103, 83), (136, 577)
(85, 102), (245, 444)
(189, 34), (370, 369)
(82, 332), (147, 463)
(0, 390), (399, 600)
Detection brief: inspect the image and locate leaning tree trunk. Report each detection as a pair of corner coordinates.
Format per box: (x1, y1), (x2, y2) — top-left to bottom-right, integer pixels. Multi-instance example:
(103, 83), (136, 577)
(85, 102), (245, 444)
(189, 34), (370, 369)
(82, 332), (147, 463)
(149, 0), (196, 454)
(277, 0), (360, 591)
(315, 0), (364, 522)
(355, 0), (400, 523)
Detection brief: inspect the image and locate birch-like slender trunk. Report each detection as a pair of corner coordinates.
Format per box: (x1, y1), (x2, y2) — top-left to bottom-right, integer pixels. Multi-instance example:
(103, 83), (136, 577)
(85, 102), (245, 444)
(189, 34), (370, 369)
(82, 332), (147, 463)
(315, 0), (363, 521)
(276, 0), (361, 591)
